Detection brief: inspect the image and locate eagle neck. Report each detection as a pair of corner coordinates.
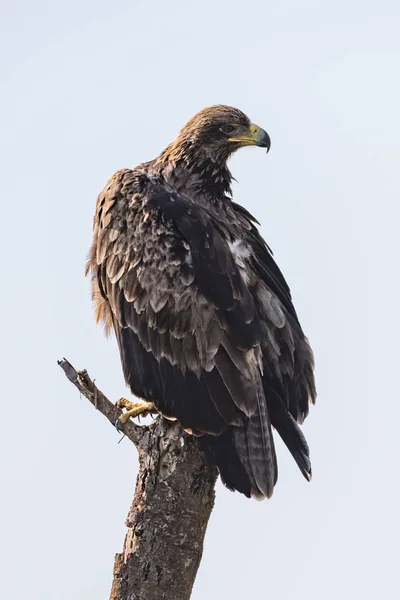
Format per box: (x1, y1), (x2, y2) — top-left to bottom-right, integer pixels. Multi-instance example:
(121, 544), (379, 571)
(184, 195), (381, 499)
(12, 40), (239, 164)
(156, 154), (233, 204)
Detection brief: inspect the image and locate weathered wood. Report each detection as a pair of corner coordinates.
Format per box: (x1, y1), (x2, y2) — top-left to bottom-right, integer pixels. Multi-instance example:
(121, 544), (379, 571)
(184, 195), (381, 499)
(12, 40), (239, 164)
(58, 358), (218, 600)
(57, 358), (144, 445)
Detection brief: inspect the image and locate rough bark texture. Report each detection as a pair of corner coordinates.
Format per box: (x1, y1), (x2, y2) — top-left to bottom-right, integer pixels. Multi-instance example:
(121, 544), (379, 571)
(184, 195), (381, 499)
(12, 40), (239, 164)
(58, 359), (218, 600)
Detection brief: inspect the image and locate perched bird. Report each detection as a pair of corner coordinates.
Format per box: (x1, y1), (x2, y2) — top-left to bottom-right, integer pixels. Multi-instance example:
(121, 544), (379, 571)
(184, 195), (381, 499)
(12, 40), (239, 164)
(86, 105), (316, 499)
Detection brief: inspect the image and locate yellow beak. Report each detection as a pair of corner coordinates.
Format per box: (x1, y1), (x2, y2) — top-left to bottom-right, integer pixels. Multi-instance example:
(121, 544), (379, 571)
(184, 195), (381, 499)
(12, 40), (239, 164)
(228, 123), (271, 151)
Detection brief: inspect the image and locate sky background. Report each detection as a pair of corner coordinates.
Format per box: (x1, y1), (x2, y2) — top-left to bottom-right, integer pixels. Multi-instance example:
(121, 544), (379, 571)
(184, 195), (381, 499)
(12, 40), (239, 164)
(1, 0), (400, 598)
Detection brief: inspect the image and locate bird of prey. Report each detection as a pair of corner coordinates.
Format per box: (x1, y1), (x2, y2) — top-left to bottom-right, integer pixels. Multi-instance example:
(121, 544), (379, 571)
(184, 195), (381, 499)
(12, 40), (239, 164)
(86, 105), (316, 499)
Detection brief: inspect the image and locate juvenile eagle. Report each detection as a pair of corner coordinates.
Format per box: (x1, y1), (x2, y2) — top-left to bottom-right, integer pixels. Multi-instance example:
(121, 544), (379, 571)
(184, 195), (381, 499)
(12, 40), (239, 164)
(87, 105), (316, 499)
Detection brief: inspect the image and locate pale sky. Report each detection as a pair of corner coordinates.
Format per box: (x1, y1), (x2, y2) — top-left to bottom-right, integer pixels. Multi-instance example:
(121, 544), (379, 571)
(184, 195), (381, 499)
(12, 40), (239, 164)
(1, 1), (400, 598)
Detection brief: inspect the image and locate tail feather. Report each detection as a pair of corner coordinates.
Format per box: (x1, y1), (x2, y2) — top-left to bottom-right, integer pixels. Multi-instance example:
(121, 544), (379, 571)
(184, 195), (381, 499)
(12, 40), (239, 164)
(198, 429), (252, 498)
(264, 382), (312, 480)
(235, 386), (277, 498)
(201, 380), (312, 497)
(201, 381), (278, 499)
(255, 389), (278, 492)
(231, 426), (260, 496)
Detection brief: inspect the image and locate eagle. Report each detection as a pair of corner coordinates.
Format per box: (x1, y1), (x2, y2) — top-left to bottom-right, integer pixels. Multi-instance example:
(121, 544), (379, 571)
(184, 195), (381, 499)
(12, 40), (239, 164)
(86, 105), (316, 499)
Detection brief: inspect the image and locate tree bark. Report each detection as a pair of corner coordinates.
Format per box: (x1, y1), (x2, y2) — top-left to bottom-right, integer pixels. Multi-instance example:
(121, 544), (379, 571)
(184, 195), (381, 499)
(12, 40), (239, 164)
(58, 359), (218, 600)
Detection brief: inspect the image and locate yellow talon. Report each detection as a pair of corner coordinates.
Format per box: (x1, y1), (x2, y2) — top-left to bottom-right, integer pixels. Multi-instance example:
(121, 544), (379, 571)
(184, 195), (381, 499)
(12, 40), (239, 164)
(116, 398), (157, 424)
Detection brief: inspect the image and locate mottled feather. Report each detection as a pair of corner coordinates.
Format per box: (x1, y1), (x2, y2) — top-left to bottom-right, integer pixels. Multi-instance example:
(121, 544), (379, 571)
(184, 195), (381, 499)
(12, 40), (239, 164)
(86, 105), (316, 498)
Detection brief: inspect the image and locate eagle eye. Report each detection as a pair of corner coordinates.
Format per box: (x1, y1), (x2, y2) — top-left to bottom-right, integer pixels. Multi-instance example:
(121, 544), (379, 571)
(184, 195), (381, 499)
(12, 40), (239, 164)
(219, 124), (236, 136)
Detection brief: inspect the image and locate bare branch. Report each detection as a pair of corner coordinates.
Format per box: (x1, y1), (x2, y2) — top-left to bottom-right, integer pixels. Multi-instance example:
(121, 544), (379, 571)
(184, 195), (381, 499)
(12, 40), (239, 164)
(57, 358), (145, 445)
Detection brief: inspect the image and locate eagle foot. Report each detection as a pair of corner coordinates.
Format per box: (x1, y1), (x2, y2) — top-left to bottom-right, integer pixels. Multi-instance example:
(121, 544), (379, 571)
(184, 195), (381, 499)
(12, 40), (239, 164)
(115, 398), (157, 429)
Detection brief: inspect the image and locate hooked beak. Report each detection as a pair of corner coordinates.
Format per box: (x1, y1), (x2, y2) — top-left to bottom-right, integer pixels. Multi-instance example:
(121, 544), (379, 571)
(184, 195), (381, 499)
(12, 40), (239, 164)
(228, 123), (271, 152)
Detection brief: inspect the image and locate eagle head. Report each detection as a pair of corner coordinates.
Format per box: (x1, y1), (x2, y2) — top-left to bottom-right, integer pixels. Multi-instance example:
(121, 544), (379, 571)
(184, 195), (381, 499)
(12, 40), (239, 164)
(161, 105), (271, 164)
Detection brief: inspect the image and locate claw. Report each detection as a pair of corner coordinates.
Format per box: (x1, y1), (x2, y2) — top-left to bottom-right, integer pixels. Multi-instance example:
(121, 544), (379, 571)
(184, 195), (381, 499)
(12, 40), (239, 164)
(115, 399), (157, 424)
(116, 397), (135, 411)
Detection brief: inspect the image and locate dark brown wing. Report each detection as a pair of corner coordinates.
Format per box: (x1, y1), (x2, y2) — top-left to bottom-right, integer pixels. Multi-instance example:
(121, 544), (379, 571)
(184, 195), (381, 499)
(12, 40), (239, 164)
(231, 201), (316, 478)
(87, 169), (277, 498)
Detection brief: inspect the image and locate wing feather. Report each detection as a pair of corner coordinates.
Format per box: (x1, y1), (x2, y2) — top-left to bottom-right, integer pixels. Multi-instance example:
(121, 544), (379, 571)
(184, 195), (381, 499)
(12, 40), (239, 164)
(87, 168), (314, 497)
(232, 201), (316, 472)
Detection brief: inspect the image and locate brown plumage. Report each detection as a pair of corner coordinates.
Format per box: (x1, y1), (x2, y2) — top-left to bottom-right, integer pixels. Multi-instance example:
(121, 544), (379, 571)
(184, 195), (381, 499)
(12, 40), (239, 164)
(86, 105), (316, 499)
